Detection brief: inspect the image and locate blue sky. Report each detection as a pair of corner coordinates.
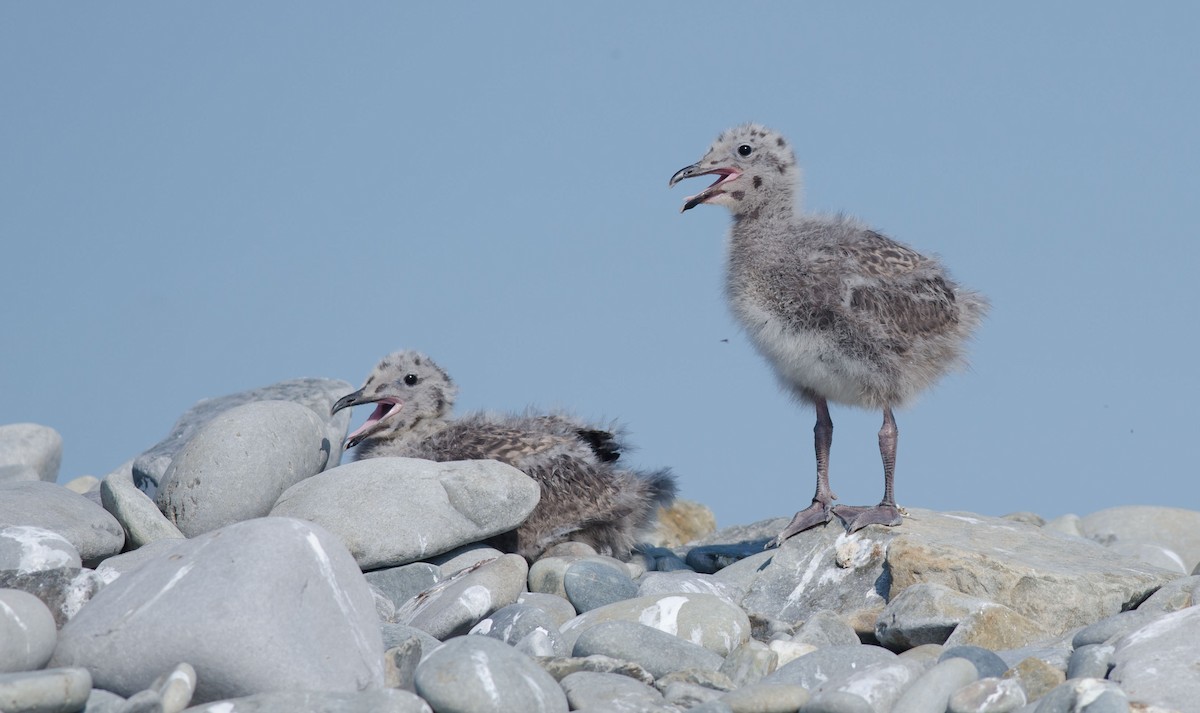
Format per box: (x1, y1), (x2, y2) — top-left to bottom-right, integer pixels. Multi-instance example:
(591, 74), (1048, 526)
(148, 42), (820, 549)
(3, 3), (1197, 528)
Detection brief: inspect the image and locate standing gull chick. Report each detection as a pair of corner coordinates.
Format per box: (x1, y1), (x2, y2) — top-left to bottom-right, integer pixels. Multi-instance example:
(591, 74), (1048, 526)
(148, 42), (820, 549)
(331, 350), (676, 560)
(669, 123), (987, 545)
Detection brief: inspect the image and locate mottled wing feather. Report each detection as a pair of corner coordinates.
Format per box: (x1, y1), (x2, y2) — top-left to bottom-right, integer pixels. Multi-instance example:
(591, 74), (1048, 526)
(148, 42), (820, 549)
(839, 230), (924, 277)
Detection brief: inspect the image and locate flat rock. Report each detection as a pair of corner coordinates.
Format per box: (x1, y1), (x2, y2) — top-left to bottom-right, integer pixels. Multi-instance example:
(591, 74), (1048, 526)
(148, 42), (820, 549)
(180, 689), (432, 712)
(272, 458), (540, 569)
(0, 424), (62, 483)
(1079, 505), (1200, 573)
(0, 589), (57, 673)
(571, 620), (725, 678)
(517, 591), (577, 628)
(0, 667), (91, 713)
(470, 602), (568, 657)
(50, 517), (384, 703)
(738, 509), (1176, 639)
(365, 562), (441, 611)
(133, 377), (353, 494)
(414, 635), (568, 713)
(876, 582), (994, 648)
(563, 559), (638, 612)
(396, 553), (527, 639)
(560, 592), (751, 657)
(1108, 605), (1200, 711)
(156, 401), (331, 536)
(561, 670), (669, 711)
(100, 460), (185, 547)
(0, 481), (124, 562)
(0, 526), (80, 573)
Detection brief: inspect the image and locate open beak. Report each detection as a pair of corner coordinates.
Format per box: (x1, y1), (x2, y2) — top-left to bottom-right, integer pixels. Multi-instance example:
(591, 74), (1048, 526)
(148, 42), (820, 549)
(331, 388), (404, 448)
(669, 163), (741, 212)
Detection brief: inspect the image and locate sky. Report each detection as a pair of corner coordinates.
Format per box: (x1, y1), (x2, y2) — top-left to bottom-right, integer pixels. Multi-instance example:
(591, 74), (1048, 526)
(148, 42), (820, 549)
(2, 3), (1197, 529)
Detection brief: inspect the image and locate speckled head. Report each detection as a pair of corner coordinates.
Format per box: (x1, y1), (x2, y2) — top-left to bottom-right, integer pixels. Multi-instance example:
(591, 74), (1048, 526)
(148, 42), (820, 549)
(669, 123), (801, 217)
(330, 350), (459, 447)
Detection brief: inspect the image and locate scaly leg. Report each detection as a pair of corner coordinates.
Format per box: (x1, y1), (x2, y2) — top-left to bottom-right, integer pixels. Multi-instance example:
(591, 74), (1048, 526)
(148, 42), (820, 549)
(770, 398), (837, 547)
(832, 406), (903, 532)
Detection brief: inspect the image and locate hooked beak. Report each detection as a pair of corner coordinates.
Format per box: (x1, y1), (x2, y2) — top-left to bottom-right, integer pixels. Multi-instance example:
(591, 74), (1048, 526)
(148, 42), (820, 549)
(669, 162), (741, 212)
(331, 388), (404, 448)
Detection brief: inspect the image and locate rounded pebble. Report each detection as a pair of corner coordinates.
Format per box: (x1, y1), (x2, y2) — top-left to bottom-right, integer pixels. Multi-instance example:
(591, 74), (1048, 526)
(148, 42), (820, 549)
(939, 645), (1007, 679)
(890, 657), (978, 713)
(0, 667), (92, 713)
(563, 559), (638, 612)
(414, 635), (567, 713)
(573, 620), (724, 678)
(0, 589), (57, 672)
(947, 677), (1026, 713)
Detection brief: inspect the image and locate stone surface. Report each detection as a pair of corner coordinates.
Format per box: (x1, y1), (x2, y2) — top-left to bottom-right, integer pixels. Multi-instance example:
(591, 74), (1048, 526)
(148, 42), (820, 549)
(763, 645), (921, 713)
(50, 517), (384, 703)
(0, 525), (80, 573)
(180, 690), (432, 712)
(560, 592), (751, 657)
(1108, 605), (1200, 711)
(792, 609), (860, 647)
(132, 377), (353, 495)
(947, 677), (1026, 713)
(365, 562), (441, 611)
(637, 570), (745, 606)
(0, 589), (57, 672)
(0, 424), (62, 483)
(536, 654), (655, 687)
(891, 657), (978, 713)
(517, 591), (577, 628)
(1001, 656), (1064, 702)
(100, 460), (185, 547)
(0, 567), (102, 627)
(93, 538), (188, 583)
(942, 604), (1051, 650)
(720, 641), (778, 688)
(940, 645), (1008, 679)
(271, 457), (540, 569)
(470, 602), (567, 657)
(429, 543), (504, 576)
(0, 481), (125, 561)
(876, 582), (995, 648)
(156, 400), (331, 536)
(0, 666), (92, 713)
(572, 620), (725, 678)
(395, 553), (527, 639)
(561, 671), (669, 711)
(720, 682), (810, 713)
(414, 635), (567, 713)
(563, 559), (638, 613)
(1079, 505), (1200, 573)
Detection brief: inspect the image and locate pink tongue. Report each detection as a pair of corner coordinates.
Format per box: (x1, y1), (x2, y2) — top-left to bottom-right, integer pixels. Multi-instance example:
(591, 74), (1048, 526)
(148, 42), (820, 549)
(346, 402), (391, 443)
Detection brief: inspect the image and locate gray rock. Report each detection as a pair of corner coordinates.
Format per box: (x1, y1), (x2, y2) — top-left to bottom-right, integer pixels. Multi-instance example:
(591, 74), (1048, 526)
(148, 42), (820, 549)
(365, 562), (441, 612)
(743, 510), (1175, 641)
(1066, 644), (1114, 680)
(1042, 513), (1084, 538)
(535, 654), (655, 687)
(560, 592), (751, 657)
(1029, 679), (1128, 713)
(940, 645), (1007, 679)
(133, 377), (353, 495)
(662, 680), (721, 707)
(876, 582), (995, 648)
(414, 635), (567, 713)
(993, 630), (1075, 673)
(516, 591), (576, 628)
(1004, 655), (1066, 704)
(384, 637), (422, 691)
(942, 605), (1053, 651)
(0, 424), (62, 483)
(0, 566), (102, 627)
(156, 401), (331, 537)
(1136, 574), (1200, 613)
(801, 691), (875, 713)
(0, 465), (40, 484)
(544, 541), (599, 558)
(761, 644), (895, 689)
(370, 583), (397, 622)
(469, 603), (567, 657)
(564, 559), (638, 613)
(1108, 605), (1200, 711)
(180, 690), (432, 712)
(528, 554), (628, 599)
(891, 657), (978, 713)
(561, 671), (668, 711)
(271, 458), (539, 569)
(1106, 542), (1187, 574)
(655, 667), (736, 693)
(428, 543), (504, 576)
(1071, 609), (1161, 648)
(151, 662), (197, 713)
(0, 481), (124, 562)
(637, 570), (745, 606)
(0, 525), (80, 573)
(50, 517), (384, 703)
(572, 620), (725, 678)
(100, 460), (185, 548)
(84, 688), (128, 713)
(792, 609), (860, 647)
(1079, 505), (1200, 573)
(686, 702), (736, 713)
(396, 553), (527, 639)
(720, 682), (810, 713)
(947, 677), (1026, 713)
(93, 538), (188, 583)
(0, 667), (91, 713)
(0, 589), (57, 673)
(690, 516), (792, 548)
(379, 623), (441, 660)
(719, 640), (778, 688)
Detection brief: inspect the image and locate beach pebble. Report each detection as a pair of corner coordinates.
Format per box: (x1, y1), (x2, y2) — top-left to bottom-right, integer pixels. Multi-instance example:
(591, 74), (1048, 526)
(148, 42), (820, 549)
(560, 671), (669, 711)
(940, 645), (1008, 679)
(1108, 605), (1200, 712)
(271, 458), (539, 569)
(181, 689), (432, 712)
(366, 562), (441, 612)
(0, 589), (57, 673)
(50, 517), (384, 703)
(395, 553), (527, 639)
(947, 676), (1026, 713)
(0, 525), (80, 573)
(720, 682), (810, 713)
(563, 559), (638, 612)
(0, 481), (124, 561)
(560, 592), (751, 657)
(0, 667), (91, 713)
(791, 609), (860, 647)
(517, 591), (577, 628)
(100, 460), (185, 547)
(891, 656), (978, 713)
(572, 620), (725, 678)
(469, 602), (568, 657)
(414, 635), (567, 713)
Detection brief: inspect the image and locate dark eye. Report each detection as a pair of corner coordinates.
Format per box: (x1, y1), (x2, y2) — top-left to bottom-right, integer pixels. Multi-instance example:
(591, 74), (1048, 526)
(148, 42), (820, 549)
(737, 144), (753, 157)
(403, 373), (418, 386)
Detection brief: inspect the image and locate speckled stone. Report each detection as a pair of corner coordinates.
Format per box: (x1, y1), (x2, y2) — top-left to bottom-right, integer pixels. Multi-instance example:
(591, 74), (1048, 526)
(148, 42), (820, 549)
(395, 554), (527, 639)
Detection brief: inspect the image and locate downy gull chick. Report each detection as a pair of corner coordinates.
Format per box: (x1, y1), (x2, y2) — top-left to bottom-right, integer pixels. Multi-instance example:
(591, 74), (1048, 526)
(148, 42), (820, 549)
(331, 350), (677, 560)
(669, 123), (987, 545)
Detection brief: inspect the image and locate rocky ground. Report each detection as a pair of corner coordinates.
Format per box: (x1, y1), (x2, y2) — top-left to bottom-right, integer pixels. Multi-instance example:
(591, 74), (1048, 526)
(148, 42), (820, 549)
(0, 379), (1197, 713)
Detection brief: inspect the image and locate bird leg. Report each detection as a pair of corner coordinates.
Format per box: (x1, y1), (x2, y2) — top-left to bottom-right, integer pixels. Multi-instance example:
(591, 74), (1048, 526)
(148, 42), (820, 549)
(770, 398), (837, 547)
(832, 407), (903, 532)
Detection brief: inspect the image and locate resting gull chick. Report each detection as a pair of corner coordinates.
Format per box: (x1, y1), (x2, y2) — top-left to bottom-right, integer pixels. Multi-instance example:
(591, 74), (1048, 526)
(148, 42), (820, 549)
(670, 123), (987, 545)
(331, 350), (676, 560)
